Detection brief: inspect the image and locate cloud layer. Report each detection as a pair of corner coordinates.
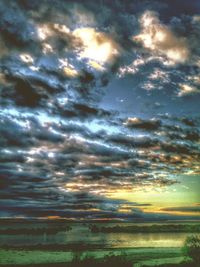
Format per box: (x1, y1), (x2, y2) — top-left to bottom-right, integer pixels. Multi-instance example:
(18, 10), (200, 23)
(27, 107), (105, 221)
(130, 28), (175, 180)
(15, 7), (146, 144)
(0, 0), (200, 220)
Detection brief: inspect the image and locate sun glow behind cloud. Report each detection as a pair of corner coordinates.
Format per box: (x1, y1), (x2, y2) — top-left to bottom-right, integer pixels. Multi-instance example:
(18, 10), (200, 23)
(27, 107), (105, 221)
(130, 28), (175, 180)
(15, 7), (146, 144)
(73, 27), (119, 66)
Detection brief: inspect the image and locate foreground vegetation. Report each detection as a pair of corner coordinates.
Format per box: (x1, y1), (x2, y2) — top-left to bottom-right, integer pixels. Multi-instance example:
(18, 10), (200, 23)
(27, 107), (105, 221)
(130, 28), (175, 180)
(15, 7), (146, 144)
(0, 247), (189, 267)
(0, 236), (200, 267)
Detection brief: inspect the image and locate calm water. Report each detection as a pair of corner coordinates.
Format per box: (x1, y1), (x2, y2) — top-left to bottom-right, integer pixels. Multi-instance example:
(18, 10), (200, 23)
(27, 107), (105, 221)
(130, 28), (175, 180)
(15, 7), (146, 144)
(0, 223), (198, 248)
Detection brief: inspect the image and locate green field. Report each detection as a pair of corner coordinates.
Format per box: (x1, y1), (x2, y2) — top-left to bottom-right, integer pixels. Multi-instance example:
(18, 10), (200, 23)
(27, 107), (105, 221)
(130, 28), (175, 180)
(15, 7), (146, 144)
(0, 247), (191, 267)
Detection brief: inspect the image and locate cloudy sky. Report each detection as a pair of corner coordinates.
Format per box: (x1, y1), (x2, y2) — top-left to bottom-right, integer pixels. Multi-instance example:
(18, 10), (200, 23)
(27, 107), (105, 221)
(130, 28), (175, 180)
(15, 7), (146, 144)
(0, 0), (200, 221)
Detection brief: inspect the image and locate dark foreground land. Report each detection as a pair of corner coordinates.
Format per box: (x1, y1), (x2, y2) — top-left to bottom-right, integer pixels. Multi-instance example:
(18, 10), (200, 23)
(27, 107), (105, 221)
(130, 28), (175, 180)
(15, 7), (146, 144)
(0, 247), (193, 267)
(0, 220), (199, 267)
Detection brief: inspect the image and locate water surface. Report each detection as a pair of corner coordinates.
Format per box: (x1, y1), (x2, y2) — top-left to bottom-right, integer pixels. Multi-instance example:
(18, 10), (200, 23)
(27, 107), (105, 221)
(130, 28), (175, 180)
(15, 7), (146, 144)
(0, 223), (198, 248)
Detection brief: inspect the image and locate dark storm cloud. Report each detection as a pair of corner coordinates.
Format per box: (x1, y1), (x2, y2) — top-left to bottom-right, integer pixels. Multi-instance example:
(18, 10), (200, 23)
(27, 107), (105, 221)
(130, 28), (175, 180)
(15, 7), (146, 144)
(0, 0), (36, 47)
(107, 134), (159, 148)
(0, 186), (153, 218)
(124, 117), (161, 130)
(161, 205), (200, 213)
(0, 117), (35, 148)
(0, 110), (199, 218)
(0, 0), (200, 220)
(0, 61), (63, 108)
(56, 101), (113, 119)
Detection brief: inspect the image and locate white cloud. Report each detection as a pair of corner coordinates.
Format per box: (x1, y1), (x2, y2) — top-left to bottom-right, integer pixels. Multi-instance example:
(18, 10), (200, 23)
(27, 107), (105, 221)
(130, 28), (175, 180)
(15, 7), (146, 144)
(20, 54), (34, 64)
(58, 58), (79, 77)
(37, 23), (70, 41)
(133, 11), (189, 65)
(178, 83), (199, 97)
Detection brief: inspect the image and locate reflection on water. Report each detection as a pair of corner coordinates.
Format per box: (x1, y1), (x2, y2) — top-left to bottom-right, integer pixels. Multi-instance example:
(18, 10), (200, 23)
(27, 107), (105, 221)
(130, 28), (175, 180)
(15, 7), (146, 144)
(0, 223), (197, 248)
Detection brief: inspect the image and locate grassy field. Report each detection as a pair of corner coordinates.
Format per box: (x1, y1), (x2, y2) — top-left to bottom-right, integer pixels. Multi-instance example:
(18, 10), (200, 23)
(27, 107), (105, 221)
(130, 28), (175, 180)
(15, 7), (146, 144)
(0, 247), (191, 267)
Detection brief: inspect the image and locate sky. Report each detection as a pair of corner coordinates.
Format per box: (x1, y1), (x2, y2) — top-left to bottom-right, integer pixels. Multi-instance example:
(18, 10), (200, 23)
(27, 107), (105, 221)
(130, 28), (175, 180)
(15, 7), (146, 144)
(0, 0), (200, 221)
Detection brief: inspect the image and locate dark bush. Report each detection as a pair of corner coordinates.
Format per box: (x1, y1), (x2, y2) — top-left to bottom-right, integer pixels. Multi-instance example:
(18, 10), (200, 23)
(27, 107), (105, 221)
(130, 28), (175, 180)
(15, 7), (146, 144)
(183, 235), (200, 263)
(69, 252), (132, 267)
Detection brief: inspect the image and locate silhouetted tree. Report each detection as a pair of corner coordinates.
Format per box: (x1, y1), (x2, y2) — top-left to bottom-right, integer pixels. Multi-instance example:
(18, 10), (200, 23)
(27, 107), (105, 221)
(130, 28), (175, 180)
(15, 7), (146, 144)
(183, 235), (200, 264)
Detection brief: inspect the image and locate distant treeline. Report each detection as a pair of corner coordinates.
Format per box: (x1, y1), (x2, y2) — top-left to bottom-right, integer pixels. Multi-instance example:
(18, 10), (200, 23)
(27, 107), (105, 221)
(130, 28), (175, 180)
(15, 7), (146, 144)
(0, 225), (71, 235)
(89, 224), (200, 233)
(0, 243), (104, 251)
